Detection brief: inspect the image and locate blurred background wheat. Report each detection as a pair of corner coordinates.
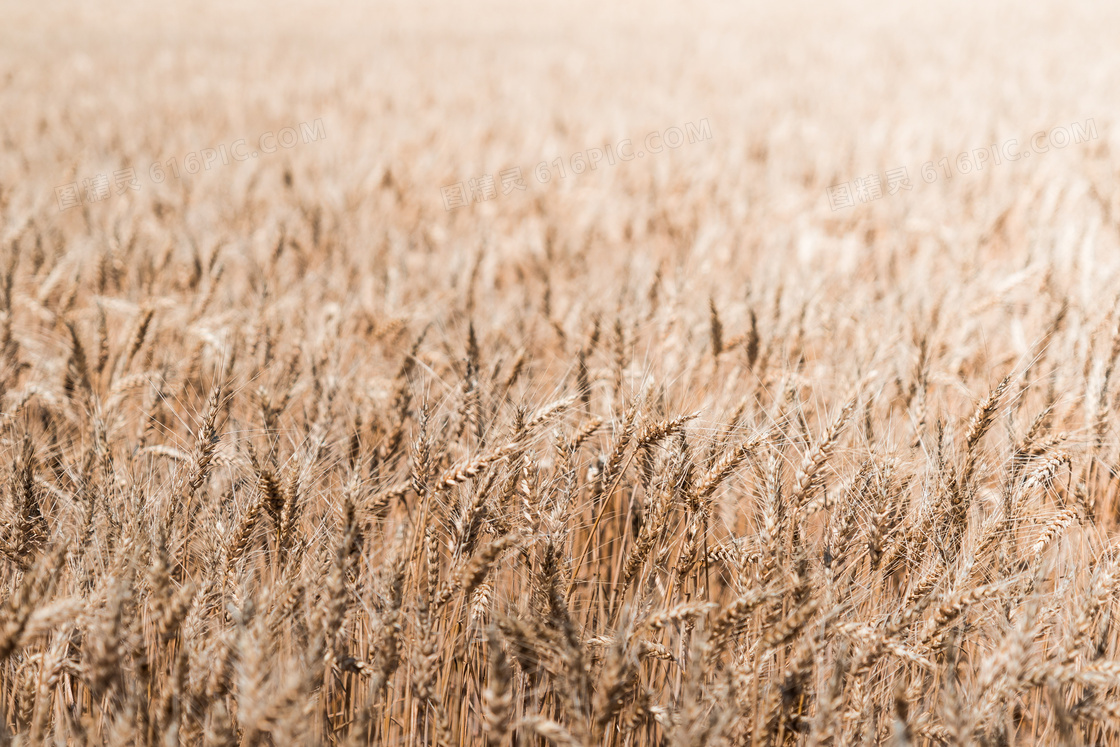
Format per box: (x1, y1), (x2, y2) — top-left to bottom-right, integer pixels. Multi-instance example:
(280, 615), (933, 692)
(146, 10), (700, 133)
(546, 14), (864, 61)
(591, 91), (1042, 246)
(2, 0), (1120, 744)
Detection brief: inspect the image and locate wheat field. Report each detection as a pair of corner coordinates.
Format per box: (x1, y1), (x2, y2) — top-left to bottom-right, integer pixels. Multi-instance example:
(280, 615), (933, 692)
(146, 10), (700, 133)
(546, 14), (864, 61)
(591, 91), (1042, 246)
(3, 0), (1120, 744)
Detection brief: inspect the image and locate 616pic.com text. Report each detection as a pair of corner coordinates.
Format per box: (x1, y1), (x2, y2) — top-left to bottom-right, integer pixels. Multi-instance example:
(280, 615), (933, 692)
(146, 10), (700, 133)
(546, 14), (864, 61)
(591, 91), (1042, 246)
(828, 118), (1098, 210)
(55, 119), (327, 212)
(442, 118), (713, 210)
